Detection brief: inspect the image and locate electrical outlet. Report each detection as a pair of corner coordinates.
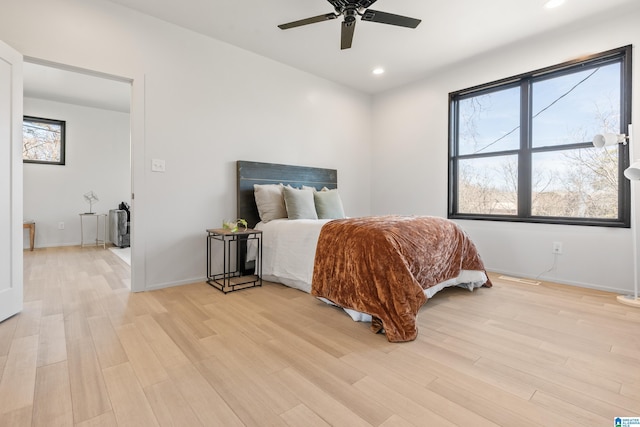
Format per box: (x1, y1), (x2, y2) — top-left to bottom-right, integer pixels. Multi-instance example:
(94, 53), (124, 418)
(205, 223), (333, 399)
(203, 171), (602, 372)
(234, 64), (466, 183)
(151, 158), (166, 172)
(552, 241), (562, 254)
(58, 222), (65, 230)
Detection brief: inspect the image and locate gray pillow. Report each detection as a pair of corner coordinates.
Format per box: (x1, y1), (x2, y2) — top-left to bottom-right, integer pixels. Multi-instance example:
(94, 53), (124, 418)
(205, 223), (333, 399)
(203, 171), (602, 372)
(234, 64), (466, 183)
(283, 187), (318, 220)
(254, 183), (287, 222)
(314, 189), (345, 219)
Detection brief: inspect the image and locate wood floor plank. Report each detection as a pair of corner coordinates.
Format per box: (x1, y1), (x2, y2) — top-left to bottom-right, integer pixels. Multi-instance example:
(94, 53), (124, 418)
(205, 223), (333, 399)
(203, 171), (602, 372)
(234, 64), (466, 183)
(115, 323), (168, 387)
(424, 322), (617, 400)
(275, 366), (373, 427)
(32, 361), (74, 427)
(196, 355), (291, 427)
(0, 405), (32, 427)
(0, 355), (6, 381)
(143, 379), (203, 427)
(164, 297), (216, 339)
(13, 300), (42, 338)
(132, 314), (190, 369)
(474, 356), (634, 420)
(23, 277), (45, 303)
(621, 381), (640, 400)
(280, 404), (332, 427)
(99, 290), (136, 329)
(353, 375), (457, 426)
(78, 281), (107, 319)
(199, 316), (289, 374)
(134, 292), (167, 315)
(74, 411), (118, 427)
(0, 335), (38, 414)
(198, 335), (299, 414)
(41, 276), (64, 316)
(379, 414), (416, 427)
(114, 289), (154, 319)
(63, 309), (91, 343)
(87, 315), (128, 369)
(151, 312), (212, 363)
(426, 377), (571, 427)
(0, 314), (18, 357)
(66, 337), (112, 423)
(340, 351), (500, 427)
(165, 362), (244, 426)
(265, 338), (392, 426)
(102, 362), (160, 427)
(346, 345), (439, 387)
(529, 390), (611, 426)
(37, 313), (67, 367)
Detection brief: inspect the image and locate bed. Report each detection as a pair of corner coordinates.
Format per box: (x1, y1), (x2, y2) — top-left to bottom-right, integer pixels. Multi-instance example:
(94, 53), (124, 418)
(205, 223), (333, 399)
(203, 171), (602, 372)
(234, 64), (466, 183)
(237, 160), (491, 342)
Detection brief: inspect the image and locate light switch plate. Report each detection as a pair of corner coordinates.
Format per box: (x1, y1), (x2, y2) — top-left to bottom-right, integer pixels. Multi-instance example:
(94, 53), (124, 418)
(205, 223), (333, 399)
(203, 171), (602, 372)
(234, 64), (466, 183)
(151, 158), (166, 172)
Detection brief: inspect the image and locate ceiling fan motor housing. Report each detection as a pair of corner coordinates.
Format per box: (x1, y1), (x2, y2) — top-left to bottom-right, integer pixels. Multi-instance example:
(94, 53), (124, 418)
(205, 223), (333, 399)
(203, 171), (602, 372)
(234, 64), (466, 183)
(329, 0), (377, 14)
(344, 8), (358, 23)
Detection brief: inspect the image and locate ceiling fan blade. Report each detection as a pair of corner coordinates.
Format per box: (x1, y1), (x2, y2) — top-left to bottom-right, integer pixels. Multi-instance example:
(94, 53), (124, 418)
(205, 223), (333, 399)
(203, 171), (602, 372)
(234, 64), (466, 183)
(361, 9), (421, 28)
(278, 13), (339, 30)
(341, 20), (356, 50)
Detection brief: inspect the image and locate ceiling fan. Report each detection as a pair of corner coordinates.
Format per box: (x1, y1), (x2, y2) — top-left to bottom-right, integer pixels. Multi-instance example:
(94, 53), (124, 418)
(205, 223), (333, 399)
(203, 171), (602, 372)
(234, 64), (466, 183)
(278, 0), (421, 50)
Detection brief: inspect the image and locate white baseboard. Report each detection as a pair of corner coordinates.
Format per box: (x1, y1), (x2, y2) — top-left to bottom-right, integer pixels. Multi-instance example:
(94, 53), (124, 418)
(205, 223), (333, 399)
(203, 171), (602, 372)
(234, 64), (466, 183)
(487, 268), (628, 295)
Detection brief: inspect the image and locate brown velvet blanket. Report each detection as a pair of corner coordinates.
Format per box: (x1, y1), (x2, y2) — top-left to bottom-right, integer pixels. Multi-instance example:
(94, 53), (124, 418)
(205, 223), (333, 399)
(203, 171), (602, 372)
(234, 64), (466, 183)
(311, 216), (491, 342)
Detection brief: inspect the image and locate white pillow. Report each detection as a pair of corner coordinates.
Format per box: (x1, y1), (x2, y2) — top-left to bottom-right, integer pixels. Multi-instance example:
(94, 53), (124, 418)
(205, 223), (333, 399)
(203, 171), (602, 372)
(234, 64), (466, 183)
(314, 188), (345, 219)
(283, 187), (318, 220)
(254, 184), (287, 222)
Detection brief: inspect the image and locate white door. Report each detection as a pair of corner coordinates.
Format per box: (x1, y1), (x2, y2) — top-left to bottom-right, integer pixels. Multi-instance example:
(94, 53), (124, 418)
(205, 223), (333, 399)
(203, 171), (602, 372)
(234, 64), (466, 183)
(0, 40), (23, 322)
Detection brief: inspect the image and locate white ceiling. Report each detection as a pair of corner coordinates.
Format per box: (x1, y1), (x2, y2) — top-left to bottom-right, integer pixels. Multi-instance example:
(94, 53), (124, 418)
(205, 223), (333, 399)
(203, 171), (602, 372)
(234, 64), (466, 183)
(105, 0), (639, 94)
(23, 0), (638, 111)
(23, 61), (131, 113)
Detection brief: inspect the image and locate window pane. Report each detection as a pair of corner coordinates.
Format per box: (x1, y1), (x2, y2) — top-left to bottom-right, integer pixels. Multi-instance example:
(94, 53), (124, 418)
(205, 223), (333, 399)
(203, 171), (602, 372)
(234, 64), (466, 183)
(531, 147), (618, 218)
(458, 86), (520, 155)
(23, 117), (65, 164)
(532, 63), (621, 148)
(458, 155), (518, 215)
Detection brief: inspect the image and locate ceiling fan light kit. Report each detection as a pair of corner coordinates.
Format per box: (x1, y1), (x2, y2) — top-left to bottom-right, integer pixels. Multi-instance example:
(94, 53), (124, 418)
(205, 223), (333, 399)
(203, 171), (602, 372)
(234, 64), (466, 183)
(278, 0), (421, 50)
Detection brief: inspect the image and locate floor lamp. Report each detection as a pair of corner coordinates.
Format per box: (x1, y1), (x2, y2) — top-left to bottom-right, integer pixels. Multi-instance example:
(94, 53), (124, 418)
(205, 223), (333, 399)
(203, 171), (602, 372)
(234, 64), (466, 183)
(593, 124), (640, 308)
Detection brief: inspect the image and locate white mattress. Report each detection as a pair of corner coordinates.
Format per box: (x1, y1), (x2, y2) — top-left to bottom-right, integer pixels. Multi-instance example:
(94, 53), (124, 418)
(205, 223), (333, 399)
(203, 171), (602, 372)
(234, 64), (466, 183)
(252, 218), (487, 322)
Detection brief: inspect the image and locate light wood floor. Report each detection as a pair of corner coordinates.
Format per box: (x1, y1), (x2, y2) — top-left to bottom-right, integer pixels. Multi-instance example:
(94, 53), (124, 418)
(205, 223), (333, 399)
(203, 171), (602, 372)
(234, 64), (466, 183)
(0, 246), (639, 426)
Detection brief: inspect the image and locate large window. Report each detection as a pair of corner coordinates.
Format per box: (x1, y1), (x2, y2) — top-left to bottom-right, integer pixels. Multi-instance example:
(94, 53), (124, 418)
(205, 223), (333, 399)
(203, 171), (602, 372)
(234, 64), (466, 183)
(448, 46), (632, 227)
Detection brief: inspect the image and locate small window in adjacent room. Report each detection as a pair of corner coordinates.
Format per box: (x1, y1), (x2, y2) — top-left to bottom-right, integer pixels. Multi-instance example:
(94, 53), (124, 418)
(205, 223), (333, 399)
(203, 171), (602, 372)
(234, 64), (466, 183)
(23, 116), (66, 165)
(448, 45), (632, 227)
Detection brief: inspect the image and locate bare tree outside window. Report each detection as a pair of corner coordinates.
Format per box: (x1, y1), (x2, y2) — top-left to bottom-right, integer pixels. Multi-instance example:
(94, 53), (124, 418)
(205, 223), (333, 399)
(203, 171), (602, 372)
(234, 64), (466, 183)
(23, 116), (66, 165)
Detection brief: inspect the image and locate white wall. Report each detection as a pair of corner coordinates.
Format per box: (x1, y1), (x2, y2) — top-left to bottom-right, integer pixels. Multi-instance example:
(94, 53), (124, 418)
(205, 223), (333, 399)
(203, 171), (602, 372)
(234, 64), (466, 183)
(23, 97), (131, 248)
(0, 0), (372, 290)
(371, 3), (640, 294)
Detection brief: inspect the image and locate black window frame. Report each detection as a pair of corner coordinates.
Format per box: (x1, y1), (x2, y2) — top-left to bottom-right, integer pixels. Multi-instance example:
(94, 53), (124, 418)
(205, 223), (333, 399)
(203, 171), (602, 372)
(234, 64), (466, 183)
(23, 116), (66, 165)
(448, 45), (632, 228)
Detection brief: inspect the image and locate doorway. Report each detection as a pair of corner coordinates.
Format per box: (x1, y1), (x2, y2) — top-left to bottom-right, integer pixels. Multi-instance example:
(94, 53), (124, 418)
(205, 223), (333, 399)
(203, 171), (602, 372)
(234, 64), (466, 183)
(23, 59), (133, 285)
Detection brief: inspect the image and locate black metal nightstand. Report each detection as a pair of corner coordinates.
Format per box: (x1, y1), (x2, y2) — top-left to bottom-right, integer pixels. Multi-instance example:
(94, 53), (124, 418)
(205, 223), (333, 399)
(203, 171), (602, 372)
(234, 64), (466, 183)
(206, 228), (262, 293)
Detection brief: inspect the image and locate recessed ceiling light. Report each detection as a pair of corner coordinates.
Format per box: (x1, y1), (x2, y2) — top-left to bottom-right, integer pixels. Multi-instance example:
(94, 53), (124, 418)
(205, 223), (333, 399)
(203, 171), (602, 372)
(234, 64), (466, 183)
(372, 67), (385, 75)
(544, 0), (565, 9)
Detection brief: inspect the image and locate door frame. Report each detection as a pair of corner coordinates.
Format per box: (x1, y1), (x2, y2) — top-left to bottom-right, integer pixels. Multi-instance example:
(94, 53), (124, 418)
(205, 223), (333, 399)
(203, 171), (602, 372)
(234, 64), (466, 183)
(0, 40), (23, 322)
(22, 56), (147, 292)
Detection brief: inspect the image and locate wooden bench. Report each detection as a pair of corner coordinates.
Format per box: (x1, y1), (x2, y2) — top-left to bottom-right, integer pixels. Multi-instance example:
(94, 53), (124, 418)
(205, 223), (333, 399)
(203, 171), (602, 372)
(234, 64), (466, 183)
(23, 222), (35, 251)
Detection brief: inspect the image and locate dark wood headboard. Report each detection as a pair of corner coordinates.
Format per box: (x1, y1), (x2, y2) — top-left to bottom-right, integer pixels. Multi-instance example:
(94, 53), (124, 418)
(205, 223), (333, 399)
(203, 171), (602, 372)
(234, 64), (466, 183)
(237, 160), (338, 228)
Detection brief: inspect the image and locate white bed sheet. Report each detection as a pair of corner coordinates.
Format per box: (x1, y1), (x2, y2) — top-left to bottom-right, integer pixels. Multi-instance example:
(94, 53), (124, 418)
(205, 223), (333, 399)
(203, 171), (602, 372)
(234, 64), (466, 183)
(252, 218), (487, 322)
(253, 219), (332, 293)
